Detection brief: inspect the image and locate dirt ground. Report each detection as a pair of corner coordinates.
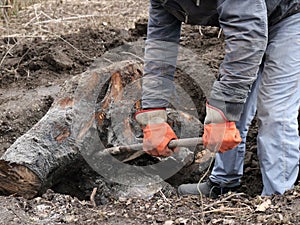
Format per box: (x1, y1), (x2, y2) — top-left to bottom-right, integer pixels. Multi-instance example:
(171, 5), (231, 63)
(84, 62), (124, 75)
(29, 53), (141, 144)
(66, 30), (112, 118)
(0, 1), (299, 224)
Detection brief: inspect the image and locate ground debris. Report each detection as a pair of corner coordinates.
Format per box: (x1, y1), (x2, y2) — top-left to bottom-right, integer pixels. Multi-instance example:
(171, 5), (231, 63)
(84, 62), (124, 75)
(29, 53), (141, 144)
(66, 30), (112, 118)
(0, 183), (299, 224)
(0, 0), (299, 224)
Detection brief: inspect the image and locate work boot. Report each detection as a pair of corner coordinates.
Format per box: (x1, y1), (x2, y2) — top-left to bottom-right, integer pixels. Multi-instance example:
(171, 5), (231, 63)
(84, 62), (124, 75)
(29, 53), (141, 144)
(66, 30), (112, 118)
(177, 179), (238, 198)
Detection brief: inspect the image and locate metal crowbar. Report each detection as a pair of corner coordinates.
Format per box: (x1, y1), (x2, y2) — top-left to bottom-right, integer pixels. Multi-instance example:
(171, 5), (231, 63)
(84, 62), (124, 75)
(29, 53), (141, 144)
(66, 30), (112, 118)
(100, 137), (203, 156)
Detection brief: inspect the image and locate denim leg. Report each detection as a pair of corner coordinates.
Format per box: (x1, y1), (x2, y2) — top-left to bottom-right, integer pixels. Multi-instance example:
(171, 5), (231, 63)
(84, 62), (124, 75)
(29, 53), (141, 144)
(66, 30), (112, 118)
(257, 13), (300, 196)
(209, 76), (261, 187)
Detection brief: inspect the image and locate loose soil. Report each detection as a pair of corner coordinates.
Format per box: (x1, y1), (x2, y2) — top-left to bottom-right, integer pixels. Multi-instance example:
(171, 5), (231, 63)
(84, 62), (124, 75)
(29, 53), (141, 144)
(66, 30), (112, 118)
(0, 1), (299, 224)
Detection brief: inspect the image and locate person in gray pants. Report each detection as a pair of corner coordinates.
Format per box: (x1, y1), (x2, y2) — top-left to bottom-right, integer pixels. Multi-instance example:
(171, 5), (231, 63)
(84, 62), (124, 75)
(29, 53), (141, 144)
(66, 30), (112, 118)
(135, 0), (300, 197)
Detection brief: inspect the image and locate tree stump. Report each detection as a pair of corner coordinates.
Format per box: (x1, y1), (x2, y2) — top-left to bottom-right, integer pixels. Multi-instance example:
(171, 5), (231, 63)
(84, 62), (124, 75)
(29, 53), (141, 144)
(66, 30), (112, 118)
(0, 41), (215, 199)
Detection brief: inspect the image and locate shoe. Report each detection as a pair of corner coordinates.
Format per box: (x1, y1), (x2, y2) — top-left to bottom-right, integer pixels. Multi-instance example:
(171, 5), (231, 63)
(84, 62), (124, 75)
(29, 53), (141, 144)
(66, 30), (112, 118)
(177, 179), (238, 198)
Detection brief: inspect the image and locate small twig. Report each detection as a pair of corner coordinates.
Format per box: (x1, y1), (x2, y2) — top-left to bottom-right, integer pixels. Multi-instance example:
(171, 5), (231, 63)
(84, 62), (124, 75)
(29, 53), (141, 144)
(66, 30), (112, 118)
(197, 152), (216, 225)
(34, 3), (39, 21)
(33, 14), (98, 25)
(40, 28), (94, 60)
(191, 215), (201, 224)
(40, 10), (53, 20)
(159, 189), (169, 203)
(1, 35), (53, 39)
(238, 202), (255, 212)
(90, 187), (97, 207)
(122, 150), (145, 163)
(0, 41), (19, 69)
(16, 47), (30, 70)
(0, 5), (12, 8)
(204, 192), (246, 210)
(217, 28), (223, 38)
(204, 207), (246, 214)
(1, 4), (9, 24)
(120, 51), (144, 62)
(103, 57), (114, 64)
(198, 26), (203, 36)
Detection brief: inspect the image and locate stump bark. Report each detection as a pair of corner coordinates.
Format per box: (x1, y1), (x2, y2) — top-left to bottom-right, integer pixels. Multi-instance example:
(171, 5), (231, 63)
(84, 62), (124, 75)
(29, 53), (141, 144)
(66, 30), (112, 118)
(0, 61), (145, 198)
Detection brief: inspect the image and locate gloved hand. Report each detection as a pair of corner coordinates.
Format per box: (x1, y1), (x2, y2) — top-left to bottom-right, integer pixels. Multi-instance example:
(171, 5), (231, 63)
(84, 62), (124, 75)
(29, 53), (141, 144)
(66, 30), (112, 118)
(203, 103), (242, 153)
(135, 108), (178, 157)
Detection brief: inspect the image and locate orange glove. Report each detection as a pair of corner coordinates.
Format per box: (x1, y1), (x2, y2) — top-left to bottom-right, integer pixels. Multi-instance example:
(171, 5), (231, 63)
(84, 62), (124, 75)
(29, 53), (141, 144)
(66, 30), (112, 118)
(202, 103), (242, 153)
(135, 109), (178, 157)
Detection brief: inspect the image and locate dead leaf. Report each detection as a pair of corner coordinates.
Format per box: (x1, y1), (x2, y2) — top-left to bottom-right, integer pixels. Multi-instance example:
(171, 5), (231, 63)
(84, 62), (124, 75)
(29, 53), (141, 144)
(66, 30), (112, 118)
(256, 199), (272, 212)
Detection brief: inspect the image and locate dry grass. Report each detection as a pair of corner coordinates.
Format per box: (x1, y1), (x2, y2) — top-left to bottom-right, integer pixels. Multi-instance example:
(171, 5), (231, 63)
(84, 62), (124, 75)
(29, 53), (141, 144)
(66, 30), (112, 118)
(0, 0), (149, 79)
(0, 0), (149, 39)
(0, 0), (42, 20)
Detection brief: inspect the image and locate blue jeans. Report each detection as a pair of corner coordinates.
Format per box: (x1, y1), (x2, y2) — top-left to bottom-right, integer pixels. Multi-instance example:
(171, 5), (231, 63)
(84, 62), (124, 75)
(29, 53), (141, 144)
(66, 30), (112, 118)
(210, 13), (300, 196)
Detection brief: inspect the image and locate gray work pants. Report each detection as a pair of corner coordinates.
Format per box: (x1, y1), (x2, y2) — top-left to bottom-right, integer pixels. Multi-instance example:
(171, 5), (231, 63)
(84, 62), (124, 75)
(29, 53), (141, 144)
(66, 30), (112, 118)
(210, 13), (300, 196)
